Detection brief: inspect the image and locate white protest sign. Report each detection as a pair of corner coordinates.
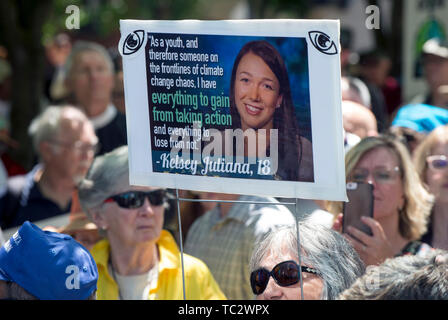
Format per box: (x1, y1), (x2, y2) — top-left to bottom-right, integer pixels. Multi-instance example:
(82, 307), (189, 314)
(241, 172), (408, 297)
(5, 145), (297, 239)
(119, 19), (346, 201)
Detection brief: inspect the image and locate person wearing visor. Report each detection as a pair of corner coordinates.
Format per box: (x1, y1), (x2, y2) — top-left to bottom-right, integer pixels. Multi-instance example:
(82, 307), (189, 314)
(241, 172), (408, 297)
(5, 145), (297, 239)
(0, 221), (98, 300)
(249, 221), (364, 300)
(414, 125), (448, 250)
(78, 146), (226, 300)
(419, 38), (448, 109)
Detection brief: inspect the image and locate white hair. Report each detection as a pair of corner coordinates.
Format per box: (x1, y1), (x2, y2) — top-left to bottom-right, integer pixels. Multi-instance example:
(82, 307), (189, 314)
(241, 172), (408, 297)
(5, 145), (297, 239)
(250, 219), (366, 300)
(64, 40), (114, 78)
(28, 105), (91, 156)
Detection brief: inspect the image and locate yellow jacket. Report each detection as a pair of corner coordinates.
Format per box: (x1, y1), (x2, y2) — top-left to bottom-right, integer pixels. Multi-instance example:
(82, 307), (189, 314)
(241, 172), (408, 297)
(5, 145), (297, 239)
(91, 230), (226, 300)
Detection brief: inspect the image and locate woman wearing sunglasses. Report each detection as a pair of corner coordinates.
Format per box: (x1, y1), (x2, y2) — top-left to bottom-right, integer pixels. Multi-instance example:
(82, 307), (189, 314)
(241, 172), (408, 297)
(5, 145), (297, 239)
(249, 222), (364, 300)
(414, 125), (448, 250)
(78, 146), (226, 300)
(327, 135), (433, 266)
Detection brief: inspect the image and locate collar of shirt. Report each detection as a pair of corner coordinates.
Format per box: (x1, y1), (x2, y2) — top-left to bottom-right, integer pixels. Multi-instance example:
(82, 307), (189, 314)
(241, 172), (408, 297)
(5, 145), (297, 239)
(94, 229), (180, 276)
(89, 104), (117, 130)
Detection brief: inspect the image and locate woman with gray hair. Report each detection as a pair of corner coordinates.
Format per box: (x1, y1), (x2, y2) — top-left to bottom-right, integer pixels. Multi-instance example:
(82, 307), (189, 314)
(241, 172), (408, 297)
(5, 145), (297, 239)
(249, 220), (365, 300)
(338, 249), (448, 300)
(78, 146), (226, 300)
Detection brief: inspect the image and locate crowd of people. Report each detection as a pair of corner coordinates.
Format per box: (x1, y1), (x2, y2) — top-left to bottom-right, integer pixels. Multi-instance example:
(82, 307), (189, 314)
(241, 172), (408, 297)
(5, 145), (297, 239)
(0, 32), (448, 300)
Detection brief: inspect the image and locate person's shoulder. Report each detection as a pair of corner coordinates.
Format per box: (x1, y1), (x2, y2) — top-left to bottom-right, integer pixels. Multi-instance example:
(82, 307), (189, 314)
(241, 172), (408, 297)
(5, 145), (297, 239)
(6, 174), (28, 195)
(182, 252), (210, 271)
(244, 197), (295, 229)
(243, 195), (290, 213)
(297, 136), (314, 182)
(90, 239), (110, 266)
(189, 207), (214, 227)
(299, 135), (312, 146)
(298, 135), (313, 155)
(105, 111), (126, 132)
(400, 240), (432, 257)
(114, 111), (127, 124)
(181, 252), (218, 280)
(181, 252), (227, 299)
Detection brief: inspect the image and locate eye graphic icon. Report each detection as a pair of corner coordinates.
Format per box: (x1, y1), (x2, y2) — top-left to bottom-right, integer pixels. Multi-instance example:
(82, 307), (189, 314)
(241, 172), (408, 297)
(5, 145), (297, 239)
(308, 31), (338, 55)
(123, 30), (145, 55)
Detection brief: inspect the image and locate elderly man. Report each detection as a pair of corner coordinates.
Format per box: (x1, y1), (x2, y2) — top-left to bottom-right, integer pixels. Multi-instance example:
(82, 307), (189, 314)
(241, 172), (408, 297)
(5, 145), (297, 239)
(64, 41), (127, 155)
(0, 105), (98, 229)
(0, 221), (98, 300)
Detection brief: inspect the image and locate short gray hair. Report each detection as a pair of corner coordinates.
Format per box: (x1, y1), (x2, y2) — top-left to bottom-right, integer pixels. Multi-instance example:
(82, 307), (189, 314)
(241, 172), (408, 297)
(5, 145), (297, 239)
(78, 145), (129, 219)
(28, 105), (91, 155)
(339, 249), (448, 300)
(249, 220), (366, 300)
(65, 40), (114, 78)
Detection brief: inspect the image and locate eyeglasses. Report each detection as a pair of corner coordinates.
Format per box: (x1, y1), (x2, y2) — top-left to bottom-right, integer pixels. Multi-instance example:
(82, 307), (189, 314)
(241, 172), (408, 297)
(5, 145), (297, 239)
(104, 190), (166, 209)
(48, 140), (99, 155)
(427, 155), (448, 170)
(349, 166), (401, 184)
(250, 260), (318, 295)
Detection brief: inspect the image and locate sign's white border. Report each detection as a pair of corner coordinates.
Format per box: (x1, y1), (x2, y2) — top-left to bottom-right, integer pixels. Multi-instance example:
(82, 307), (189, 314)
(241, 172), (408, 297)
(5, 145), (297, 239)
(119, 19), (347, 201)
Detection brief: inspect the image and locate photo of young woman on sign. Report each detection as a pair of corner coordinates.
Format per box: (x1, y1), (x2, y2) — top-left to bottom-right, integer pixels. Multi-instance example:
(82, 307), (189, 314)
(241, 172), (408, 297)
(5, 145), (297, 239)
(229, 40), (314, 182)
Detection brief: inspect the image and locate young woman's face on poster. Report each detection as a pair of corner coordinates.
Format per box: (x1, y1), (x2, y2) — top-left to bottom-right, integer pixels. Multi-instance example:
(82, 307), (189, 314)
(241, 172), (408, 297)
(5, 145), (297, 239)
(234, 52), (283, 131)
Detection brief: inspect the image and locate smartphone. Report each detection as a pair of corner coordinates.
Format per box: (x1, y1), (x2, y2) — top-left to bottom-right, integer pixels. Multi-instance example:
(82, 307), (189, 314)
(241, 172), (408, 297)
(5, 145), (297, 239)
(342, 182), (373, 237)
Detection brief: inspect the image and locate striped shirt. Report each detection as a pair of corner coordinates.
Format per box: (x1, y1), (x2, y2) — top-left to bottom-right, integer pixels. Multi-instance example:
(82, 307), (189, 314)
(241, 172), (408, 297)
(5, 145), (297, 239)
(184, 195), (295, 300)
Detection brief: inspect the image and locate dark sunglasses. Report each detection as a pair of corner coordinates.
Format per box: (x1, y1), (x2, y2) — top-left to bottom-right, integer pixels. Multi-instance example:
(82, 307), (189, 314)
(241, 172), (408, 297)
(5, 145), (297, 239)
(250, 260), (318, 295)
(104, 190), (166, 209)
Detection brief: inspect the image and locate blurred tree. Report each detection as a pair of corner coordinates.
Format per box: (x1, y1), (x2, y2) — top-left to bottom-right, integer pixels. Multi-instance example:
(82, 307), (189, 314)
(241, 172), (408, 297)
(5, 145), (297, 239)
(0, 0), (199, 170)
(367, 0), (403, 77)
(247, 0), (309, 18)
(0, 0), (400, 170)
(42, 0), (200, 41)
(0, 0), (52, 170)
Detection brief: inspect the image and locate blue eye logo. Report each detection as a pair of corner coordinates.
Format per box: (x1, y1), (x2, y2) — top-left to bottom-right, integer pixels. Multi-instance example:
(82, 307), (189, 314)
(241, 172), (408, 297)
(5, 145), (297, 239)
(308, 31), (338, 55)
(122, 30), (145, 55)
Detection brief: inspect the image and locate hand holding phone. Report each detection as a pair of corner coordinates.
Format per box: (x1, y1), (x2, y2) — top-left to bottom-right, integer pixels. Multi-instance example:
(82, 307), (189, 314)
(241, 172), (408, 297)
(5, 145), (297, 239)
(342, 182), (373, 237)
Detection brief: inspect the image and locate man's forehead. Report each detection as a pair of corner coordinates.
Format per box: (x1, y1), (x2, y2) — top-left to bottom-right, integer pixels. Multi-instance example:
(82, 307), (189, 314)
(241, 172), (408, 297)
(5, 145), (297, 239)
(76, 49), (105, 60)
(58, 116), (95, 139)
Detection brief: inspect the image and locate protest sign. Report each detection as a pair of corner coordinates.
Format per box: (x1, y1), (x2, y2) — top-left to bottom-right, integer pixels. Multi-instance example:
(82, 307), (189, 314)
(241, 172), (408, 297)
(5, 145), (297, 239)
(119, 19), (346, 200)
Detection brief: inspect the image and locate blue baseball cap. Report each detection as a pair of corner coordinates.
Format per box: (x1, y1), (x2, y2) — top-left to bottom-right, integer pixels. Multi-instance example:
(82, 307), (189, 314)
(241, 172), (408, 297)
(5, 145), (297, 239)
(391, 103), (448, 134)
(0, 221), (98, 300)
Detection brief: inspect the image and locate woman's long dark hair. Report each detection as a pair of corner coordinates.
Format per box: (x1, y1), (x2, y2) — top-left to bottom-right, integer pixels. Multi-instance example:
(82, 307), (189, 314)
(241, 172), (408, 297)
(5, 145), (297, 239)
(229, 40), (301, 180)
